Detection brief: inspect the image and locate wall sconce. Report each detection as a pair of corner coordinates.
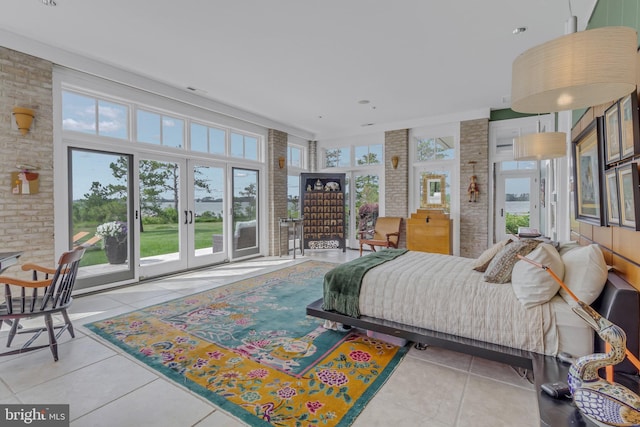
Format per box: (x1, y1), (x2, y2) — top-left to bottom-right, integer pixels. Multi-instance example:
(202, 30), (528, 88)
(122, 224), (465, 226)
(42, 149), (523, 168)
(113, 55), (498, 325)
(12, 107), (35, 136)
(391, 155), (399, 169)
(278, 156), (285, 169)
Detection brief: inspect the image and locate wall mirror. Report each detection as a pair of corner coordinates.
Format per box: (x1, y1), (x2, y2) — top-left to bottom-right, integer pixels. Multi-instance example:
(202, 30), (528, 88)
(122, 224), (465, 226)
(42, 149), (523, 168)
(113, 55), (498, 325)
(421, 174), (446, 208)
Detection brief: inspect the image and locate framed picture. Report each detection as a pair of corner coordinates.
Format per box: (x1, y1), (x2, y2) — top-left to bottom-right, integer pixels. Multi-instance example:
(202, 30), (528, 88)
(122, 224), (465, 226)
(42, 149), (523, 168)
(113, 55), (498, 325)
(604, 101), (621, 164)
(572, 118), (604, 226)
(617, 162), (640, 230)
(620, 92), (640, 160)
(604, 168), (620, 226)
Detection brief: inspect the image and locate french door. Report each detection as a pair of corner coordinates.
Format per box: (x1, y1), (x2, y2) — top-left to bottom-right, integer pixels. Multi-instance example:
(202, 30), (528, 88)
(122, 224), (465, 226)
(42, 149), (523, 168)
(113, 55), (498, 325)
(345, 172), (380, 249)
(69, 148), (135, 290)
(138, 156), (228, 278)
(70, 147), (231, 288)
(231, 167), (260, 258)
(495, 166), (539, 241)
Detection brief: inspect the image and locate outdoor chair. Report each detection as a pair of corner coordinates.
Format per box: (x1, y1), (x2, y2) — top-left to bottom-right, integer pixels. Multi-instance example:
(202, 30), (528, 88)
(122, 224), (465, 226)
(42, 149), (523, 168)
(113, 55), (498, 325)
(0, 246), (85, 361)
(357, 217), (402, 256)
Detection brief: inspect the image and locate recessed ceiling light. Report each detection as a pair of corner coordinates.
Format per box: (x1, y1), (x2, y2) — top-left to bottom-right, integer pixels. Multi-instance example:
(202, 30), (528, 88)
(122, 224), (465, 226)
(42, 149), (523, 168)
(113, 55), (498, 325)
(186, 86), (207, 94)
(513, 27), (527, 35)
(358, 100), (370, 105)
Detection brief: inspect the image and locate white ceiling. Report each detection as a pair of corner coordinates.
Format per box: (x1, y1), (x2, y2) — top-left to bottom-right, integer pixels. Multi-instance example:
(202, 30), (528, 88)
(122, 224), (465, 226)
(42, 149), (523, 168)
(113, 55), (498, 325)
(0, 0), (596, 140)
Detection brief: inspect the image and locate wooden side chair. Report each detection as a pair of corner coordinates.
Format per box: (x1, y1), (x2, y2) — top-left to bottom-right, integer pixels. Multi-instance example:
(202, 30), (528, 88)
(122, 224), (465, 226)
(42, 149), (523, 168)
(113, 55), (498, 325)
(0, 246), (85, 361)
(357, 217), (402, 256)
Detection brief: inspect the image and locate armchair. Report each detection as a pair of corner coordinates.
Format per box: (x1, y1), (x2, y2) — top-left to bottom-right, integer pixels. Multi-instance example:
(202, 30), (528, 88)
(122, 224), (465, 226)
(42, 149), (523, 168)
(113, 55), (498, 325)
(0, 246), (85, 361)
(357, 217), (402, 256)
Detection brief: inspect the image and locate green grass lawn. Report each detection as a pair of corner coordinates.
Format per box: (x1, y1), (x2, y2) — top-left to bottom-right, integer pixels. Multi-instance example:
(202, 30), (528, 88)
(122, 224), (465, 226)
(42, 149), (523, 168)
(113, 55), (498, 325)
(75, 222), (224, 266)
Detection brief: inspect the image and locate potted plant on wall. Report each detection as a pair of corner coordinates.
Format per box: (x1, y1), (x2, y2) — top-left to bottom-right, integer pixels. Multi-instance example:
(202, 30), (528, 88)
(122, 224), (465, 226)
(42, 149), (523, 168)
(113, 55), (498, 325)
(96, 221), (128, 264)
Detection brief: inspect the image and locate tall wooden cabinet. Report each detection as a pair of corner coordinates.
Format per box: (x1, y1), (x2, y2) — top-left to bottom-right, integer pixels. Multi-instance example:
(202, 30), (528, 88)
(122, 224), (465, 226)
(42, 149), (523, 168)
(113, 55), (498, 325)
(407, 209), (452, 254)
(300, 173), (346, 252)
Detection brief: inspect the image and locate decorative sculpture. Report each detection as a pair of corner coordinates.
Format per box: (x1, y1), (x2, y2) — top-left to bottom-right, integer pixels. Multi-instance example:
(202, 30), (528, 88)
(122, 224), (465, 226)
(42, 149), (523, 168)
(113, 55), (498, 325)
(467, 175), (479, 202)
(518, 255), (640, 426)
(568, 302), (640, 426)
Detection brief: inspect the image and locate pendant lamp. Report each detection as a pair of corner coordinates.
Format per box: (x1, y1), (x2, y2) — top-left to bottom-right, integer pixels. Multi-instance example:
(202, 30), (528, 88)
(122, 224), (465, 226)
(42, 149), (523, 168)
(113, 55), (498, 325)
(513, 132), (567, 160)
(511, 26), (637, 113)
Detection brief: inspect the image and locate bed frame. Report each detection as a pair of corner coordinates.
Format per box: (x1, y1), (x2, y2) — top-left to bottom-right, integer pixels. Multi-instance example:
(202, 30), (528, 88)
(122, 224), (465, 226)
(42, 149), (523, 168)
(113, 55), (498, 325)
(306, 272), (640, 427)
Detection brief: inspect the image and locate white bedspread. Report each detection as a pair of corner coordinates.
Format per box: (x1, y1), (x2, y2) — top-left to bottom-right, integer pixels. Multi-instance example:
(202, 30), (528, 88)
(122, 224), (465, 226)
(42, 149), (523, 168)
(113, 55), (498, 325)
(358, 251), (556, 354)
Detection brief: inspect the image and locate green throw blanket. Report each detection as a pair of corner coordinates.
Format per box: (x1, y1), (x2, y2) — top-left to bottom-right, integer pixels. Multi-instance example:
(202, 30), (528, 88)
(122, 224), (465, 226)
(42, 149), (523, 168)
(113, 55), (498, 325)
(323, 248), (408, 317)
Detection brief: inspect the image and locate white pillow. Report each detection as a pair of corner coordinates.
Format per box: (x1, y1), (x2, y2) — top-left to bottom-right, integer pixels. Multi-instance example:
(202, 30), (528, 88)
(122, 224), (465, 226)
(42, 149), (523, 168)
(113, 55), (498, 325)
(511, 243), (564, 308)
(559, 244), (608, 306)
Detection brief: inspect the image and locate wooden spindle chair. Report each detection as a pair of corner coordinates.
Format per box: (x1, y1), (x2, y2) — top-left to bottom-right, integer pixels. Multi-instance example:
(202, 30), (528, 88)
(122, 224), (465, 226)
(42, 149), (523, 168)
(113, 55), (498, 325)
(0, 246), (85, 361)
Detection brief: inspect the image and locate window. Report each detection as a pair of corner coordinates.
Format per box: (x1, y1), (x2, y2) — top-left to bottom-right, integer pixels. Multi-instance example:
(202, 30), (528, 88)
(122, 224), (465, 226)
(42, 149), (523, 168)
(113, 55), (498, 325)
(231, 132), (258, 160)
(416, 136), (455, 161)
(61, 88), (263, 161)
(137, 109), (184, 148)
(288, 145), (303, 169)
(287, 175), (300, 218)
(191, 123), (226, 155)
(355, 144), (383, 165)
(325, 147), (351, 167)
(500, 161), (537, 171)
(62, 91), (128, 139)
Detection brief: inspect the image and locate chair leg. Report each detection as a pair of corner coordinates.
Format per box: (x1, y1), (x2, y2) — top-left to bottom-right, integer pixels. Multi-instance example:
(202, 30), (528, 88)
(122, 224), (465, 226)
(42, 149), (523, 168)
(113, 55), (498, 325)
(44, 313), (59, 362)
(7, 319), (20, 347)
(359, 242), (363, 257)
(61, 309), (75, 338)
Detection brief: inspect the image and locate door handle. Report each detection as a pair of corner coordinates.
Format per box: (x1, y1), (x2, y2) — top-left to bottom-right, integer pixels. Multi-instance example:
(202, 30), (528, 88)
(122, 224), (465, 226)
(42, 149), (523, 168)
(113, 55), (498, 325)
(500, 208), (504, 217)
(184, 210), (189, 224)
(189, 210), (193, 224)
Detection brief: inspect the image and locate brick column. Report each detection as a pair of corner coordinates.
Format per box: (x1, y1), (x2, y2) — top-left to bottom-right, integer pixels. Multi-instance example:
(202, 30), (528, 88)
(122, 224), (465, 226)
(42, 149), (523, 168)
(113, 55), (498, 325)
(384, 129), (409, 248)
(0, 47), (54, 278)
(308, 140), (317, 171)
(459, 119), (489, 258)
(267, 129), (288, 256)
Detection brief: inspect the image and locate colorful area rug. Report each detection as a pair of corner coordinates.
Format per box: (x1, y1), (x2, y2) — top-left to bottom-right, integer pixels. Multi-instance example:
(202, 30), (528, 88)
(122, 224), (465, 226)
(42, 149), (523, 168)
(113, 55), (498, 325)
(85, 261), (408, 426)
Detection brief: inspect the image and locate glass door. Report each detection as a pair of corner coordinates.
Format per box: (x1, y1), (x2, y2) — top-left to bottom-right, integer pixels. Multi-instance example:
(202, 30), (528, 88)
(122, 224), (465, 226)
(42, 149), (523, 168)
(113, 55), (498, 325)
(138, 156), (186, 277)
(231, 167), (259, 258)
(189, 162), (227, 267)
(346, 173), (379, 249)
(69, 148), (134, 290)
(495, 163), (539, 241)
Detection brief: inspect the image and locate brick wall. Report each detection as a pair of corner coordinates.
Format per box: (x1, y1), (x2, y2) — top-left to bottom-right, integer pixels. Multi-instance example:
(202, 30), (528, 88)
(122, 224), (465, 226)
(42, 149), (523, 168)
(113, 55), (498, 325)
(0, 47), (54, 278)
(308, 140), (317, 171)
(459, 119), (489, 258)
(384, 129), (409, 248)
(267, 129), (288, 255)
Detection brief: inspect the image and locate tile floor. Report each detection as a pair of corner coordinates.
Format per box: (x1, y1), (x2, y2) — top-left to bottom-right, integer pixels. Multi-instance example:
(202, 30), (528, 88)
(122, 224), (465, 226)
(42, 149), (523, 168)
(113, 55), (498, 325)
(0, 249), (539, 427)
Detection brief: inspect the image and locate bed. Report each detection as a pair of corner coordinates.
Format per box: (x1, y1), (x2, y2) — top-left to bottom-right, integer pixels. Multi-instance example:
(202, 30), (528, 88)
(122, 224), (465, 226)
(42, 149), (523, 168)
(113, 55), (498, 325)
(306, 244), (640, 426)
(307, 244), (640, 372)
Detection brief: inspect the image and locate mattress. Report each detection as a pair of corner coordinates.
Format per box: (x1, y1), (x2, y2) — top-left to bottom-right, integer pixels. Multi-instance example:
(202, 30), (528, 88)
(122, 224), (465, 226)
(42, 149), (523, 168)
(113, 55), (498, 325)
(357, 251), (593, 356)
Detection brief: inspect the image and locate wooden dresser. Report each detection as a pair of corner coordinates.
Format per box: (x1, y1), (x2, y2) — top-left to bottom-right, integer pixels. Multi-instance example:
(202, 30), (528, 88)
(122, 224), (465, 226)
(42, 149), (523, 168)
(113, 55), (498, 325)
(406, 209), (452, 254)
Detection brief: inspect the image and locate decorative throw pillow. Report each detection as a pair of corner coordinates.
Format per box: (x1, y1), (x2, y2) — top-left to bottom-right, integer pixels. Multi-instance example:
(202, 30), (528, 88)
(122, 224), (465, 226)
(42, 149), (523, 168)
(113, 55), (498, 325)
(483, 239), (541, 284)
(557, 241), (581, 256)
(511, 243), (564, 308)
(472, 238), (513, 272)
(560, 244), (608, 306)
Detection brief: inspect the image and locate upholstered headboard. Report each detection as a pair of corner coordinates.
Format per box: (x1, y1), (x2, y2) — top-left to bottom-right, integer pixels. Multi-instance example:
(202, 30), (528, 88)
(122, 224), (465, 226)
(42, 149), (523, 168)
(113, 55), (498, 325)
(591, 272), (640, 374)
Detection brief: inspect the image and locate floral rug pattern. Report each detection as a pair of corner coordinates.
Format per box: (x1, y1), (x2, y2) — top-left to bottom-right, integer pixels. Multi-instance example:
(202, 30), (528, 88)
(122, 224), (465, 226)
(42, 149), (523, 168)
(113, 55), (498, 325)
(86, 261), (408, 426)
